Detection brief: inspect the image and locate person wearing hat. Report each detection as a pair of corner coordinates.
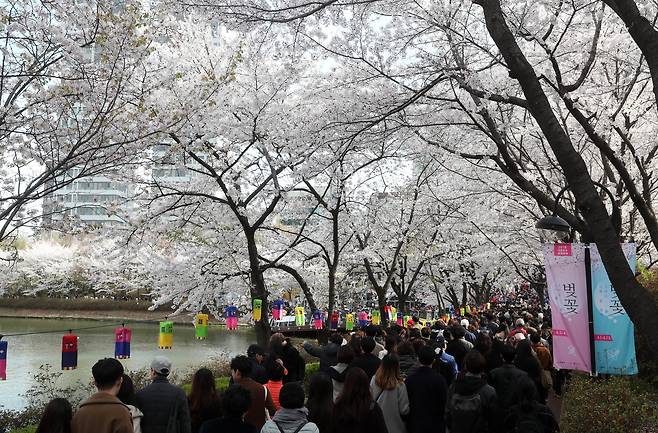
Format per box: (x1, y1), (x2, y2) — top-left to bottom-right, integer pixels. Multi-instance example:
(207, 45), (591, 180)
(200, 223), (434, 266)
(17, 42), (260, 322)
(136, 356), (191, 433)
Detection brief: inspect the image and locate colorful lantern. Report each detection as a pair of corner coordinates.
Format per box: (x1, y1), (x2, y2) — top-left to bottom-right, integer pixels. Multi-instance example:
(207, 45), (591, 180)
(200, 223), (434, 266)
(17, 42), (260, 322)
(313, 310), (323, 330)
(295, 306), (305, 326)
(371, 310), (381, 325)
(0, 340), (7, 380)
(253, 299), (263, 322)
(225, 306), (238, 330)
(195, 314), (208, 340)
(486, 302), (491, 310)
(62, 334), (78, 370)
(390, 306), (397, 321)
(114, 326), (131, 359)
(358, 311), (369, 327)
(396, 312), (403, 326)
(460, 307), (465, 317)
(403, 315), (411, 328)
(346, 313), (354, 331)
(158, 321), (174, 349)
(272, 299), (285, 320)
(330, 311), (339, 330)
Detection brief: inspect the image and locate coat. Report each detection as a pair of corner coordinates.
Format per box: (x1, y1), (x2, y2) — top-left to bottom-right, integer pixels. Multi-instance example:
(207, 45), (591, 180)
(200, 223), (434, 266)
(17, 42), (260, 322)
(488, 364), (528, 410)
(136, 376), (191, 433)
(127, 404), (144, 433)
(261, 408), (319, 433)
(398, 354), (419, 379)
(446, 374), (498, 433)
(404, 366), (447, 433)
(235, 376), (276, 430)
(303, 342), (340, 373)
(350, 354), (381, 380)
(72, 391), (133, 433)
(328, 363), (349, 402)
(370, 378), (410, 433)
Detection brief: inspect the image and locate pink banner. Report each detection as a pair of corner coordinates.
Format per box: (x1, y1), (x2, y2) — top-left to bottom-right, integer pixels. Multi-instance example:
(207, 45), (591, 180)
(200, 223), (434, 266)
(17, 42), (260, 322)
(543, 243), (591, 372)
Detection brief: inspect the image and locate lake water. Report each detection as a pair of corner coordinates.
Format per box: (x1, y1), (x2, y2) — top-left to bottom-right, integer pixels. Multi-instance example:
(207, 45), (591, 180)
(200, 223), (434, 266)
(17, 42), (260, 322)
(0, 317), (256, 410)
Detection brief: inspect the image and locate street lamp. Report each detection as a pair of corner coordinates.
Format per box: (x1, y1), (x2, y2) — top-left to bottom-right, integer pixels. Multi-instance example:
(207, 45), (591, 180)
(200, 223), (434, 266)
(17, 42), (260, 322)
(535, 181), (621, 375)
(535, 215), (571, 243)
(535, 181), (621, 243)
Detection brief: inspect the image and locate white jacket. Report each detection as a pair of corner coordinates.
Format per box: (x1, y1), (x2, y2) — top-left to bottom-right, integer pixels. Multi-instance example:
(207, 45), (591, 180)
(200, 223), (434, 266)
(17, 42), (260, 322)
(126, 404), (143, 433)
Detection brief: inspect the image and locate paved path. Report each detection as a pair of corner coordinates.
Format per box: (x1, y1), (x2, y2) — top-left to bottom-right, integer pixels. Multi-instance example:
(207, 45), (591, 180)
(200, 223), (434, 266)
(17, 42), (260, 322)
(547, 390), (563, 422)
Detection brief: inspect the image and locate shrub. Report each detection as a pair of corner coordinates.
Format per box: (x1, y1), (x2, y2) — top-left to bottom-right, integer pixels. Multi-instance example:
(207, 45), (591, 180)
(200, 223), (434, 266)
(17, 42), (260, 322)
(561, 374), (658, 433)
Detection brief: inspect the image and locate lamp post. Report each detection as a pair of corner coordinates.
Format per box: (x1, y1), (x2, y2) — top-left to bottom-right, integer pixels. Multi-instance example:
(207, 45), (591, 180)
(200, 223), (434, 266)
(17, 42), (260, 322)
(535, 182), (621, 375)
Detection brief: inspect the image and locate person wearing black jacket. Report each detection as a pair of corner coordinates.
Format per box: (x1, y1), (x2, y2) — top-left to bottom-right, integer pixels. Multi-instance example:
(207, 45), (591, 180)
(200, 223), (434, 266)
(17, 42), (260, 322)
(405, 346), (447, 433)
(349, 337), (381, 380)
(136, 356), (191, 433)
(268, 334), (306, 383)
(303, 333), (342, 374)
(488, 344), (528, 412)
(247, 344), (268, 385)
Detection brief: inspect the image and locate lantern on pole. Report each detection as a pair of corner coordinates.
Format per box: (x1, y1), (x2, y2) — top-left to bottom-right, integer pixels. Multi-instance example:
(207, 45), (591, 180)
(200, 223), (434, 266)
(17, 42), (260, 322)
(313, 310), (323, 330)
(396, 312), (403, 326)
(357, 311), (369, 328)
(62, 333), (78, 370)
(272, 299), (285, 320)
(114, 326), (131, 359)
(371, 309), (381, 325)
(195, 314), (208, 340)
(459, 307), (465, 317)
(225, 306), (238, 330)
(403, 315), (411, 328)
(390, 306), (397, 322)
(486, 302), (491, 310)
(295, 306), (305, 326)
(0, 340), (7, 380)
(158, 321), (174, 349)
(330, 311), (339, 330)
(252, 299), (263, 322)
(346, 313), (354, 331)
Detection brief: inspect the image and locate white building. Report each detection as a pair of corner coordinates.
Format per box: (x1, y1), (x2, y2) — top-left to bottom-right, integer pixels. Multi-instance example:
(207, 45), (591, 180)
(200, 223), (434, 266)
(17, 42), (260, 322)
(42, 168), (130, 227)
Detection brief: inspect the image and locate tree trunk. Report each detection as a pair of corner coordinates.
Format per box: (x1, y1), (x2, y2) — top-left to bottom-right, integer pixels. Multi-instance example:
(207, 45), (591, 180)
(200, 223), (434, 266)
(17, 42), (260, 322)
(603, 0), (658, 111)
(245, 228), (271, 347)
(477, 0), (658, 364)
(326, 267), (336, 329)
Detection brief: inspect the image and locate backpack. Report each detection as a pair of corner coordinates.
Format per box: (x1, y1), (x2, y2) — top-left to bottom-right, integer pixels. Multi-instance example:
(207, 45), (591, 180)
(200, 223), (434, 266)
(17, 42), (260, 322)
(274, 421), (308, 433)
(449, 392), (483, 433)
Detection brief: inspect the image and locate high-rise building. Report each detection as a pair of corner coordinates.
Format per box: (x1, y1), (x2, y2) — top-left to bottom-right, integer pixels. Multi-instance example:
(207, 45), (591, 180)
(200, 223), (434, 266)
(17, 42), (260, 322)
(42, 168), (130, 228)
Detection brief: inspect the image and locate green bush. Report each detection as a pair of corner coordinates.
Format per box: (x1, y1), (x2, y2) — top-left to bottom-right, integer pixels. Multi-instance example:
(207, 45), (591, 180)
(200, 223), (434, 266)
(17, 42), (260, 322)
(8, 426), (36, 433)
(561, 375), (658, 433)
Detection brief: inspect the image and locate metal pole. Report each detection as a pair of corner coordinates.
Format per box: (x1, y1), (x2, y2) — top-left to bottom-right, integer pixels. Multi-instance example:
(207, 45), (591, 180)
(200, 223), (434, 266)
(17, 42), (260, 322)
(584, 243), (597, 374)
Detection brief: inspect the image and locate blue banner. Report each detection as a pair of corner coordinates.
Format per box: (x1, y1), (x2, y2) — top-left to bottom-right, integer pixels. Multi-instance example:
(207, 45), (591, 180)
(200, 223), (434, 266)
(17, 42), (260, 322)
(590, 243), (638, 375)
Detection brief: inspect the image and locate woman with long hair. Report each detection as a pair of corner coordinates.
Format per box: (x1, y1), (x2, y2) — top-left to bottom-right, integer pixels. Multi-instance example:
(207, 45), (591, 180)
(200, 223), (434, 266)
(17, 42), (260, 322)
(333, 368), (388, 433)
(514, 339), (548, 403)
(117, 374), (143, 433)
(306, 372), (334, 433)
(35, 398), (72, 433)
(188, 368), (222, 433)
(370, 354), (409, 433)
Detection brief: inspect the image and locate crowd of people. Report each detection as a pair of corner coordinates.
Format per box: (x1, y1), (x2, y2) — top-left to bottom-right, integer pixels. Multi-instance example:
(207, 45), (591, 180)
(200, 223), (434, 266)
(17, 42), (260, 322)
(30, 308), (560, 433)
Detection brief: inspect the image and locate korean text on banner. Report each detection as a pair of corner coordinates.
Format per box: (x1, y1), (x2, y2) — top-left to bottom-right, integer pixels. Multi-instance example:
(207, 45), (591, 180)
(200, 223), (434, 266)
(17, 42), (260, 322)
(543, 243), (592, 372)
(591, 243), (638, 375)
